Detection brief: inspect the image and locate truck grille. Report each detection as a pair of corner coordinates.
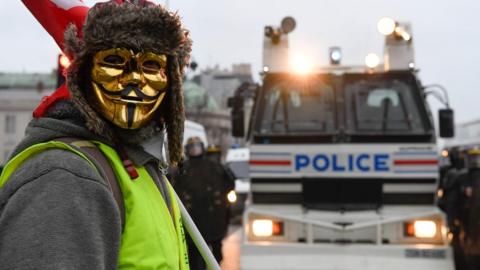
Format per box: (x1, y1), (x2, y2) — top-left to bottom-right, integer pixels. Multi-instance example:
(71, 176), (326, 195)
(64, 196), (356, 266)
(251, 177), (436, 207)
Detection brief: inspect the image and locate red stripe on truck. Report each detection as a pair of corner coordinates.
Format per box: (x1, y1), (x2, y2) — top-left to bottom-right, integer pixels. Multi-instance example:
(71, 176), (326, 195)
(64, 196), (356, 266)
(250, 160), (291, 166)
(394, 160), (438, 165)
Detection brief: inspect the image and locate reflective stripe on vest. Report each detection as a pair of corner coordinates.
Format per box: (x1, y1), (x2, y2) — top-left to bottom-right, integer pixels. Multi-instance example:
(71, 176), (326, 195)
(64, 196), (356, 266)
(0, 140), (189, 270)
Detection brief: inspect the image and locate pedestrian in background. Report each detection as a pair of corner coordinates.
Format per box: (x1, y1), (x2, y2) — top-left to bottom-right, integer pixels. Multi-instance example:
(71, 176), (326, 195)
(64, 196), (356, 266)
(174, 137), (235, 270)
(457, 148), (480, 270)
(206, 145), (237, 194)
(437, 147), (467, 269)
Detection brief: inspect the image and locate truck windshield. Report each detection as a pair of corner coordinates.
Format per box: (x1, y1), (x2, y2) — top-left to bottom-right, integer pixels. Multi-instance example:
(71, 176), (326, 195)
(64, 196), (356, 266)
(344, 79), (427, 134)
(258, 77), (335, 134)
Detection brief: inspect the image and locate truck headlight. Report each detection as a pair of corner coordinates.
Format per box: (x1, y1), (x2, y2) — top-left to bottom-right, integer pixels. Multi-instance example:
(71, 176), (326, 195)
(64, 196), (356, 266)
(252, 219), (284, 237)
(405, 220), (437, 238)
(252, 219), (273, 236)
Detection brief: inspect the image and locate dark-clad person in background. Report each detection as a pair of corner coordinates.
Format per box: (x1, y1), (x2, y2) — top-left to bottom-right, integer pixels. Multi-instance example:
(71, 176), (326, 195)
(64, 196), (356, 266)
(206, 144), (237, 226)
(456, 148), (480, 270)
(437, 147), (467, 269)
(206, 145), (236, 194)
(174, 137), (235, 270)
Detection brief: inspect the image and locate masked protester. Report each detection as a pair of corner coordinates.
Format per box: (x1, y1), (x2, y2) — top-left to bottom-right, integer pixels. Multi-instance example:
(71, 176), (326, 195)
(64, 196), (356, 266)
(174, 138), (235, 270)
(0, 1), (193, 269)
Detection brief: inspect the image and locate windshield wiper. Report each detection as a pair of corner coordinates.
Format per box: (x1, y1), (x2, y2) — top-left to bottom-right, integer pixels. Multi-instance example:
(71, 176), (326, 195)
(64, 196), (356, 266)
(398, 92), (413, 130)
(269, 92), (289, 131)
(381, 98), (391, 131)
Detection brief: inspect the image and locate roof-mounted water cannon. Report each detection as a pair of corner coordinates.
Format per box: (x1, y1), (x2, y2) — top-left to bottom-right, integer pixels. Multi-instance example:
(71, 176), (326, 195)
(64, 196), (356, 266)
(264, 17), (296, 44)
(377, 17), (412, 42)
(377, 17), (415, 71)
(263, 16), (296, 73)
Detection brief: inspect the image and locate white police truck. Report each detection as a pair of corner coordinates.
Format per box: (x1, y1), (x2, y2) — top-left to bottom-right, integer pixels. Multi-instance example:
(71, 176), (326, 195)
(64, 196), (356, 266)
(229, 17), (455, 270)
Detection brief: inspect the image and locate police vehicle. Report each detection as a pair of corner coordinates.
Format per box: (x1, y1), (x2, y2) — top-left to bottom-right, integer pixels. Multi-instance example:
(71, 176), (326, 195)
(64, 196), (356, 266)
(229, 17), (455, 270)
(225, 147), (250, 218)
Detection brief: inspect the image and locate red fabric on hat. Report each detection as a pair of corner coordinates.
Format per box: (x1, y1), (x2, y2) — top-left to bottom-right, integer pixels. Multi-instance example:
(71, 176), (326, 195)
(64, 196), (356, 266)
(25, 0), (157, 118)
(22, 0), (89, 50)
(22, 0), (88, 117)
(33, 84), (70, 118)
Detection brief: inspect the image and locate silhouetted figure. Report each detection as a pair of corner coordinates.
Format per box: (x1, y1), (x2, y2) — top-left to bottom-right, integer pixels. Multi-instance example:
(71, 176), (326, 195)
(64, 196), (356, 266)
(174, 137), (235, 270)
(456, 148), (480, 270)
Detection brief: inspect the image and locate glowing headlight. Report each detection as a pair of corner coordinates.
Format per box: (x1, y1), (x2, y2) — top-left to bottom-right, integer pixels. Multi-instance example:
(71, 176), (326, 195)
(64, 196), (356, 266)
(252, 219), (273, 237)
(365, 53), (380, 69)
(377, 17), (396, 36)
(405, 220), (437, 238)
(251, 219), (284, 237)
(227, 190), (237, 203)
(414, 220), (437, 238)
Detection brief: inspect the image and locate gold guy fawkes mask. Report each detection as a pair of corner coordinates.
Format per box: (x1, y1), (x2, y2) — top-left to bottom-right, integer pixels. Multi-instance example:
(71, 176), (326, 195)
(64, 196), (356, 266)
(91, 48), (168, 129)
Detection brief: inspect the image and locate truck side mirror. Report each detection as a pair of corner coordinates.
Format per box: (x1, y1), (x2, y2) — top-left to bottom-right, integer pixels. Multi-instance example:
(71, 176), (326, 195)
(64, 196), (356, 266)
(228, 96), (245, 138)
(439, 109), (454, 138)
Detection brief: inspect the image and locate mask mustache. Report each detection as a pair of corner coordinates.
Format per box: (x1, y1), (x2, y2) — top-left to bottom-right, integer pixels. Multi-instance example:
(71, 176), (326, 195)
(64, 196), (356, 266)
(99, 83), (160, 101)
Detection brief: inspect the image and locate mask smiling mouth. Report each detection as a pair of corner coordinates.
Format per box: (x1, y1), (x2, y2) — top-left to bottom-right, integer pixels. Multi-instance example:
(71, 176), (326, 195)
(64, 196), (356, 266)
(121, 95), (143, 102)
(95, 82), (160, 103)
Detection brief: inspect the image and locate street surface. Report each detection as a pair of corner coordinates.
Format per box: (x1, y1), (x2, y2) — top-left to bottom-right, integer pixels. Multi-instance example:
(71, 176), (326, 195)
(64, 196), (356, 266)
(221, 226), (242, 270)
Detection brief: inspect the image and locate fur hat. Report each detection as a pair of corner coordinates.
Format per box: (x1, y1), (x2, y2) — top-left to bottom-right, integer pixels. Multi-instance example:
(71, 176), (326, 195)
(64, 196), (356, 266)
(63, 0), (191, 166)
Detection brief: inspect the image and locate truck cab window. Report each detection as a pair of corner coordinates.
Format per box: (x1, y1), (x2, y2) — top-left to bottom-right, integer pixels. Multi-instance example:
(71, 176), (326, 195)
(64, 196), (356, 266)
(345, 79), (427, 134)
(258, 78), (335, 134)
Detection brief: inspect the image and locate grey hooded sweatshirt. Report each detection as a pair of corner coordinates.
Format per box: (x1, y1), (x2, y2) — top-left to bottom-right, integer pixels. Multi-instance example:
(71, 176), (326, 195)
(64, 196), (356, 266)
(0, 103), (169, 269)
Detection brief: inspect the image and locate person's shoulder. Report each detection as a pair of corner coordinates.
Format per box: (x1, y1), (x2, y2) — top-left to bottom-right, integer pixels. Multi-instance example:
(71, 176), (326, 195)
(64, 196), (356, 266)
(2, 148), (106, 197)
(445, 168), (459, 177)
(457, 168), (469, 176)
(204, 159), (223, 169)
(0, 149), (122, 270)
(454, 168), (470, 182)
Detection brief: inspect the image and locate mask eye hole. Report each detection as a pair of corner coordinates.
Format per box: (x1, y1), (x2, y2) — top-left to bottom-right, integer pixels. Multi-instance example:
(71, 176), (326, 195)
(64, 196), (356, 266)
(142, 60), (162, 72)
(103, 55), (126, 66)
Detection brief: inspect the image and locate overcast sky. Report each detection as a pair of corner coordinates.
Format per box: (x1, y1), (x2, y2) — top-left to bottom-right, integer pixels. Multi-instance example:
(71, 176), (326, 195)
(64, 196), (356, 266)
(1, 0), (479, 124)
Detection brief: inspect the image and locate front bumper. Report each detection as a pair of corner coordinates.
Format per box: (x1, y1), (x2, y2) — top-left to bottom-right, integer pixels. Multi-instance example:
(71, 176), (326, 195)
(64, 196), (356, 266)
(241, 243), (454, 270)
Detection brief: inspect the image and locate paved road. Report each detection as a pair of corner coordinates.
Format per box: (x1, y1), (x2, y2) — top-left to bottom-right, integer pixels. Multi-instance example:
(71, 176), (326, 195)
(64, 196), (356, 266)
(221, 226), (242, 270)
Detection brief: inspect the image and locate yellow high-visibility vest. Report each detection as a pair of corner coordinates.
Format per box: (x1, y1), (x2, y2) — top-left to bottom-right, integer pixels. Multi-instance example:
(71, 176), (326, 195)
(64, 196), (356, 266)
(0, 140), (189, 270)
